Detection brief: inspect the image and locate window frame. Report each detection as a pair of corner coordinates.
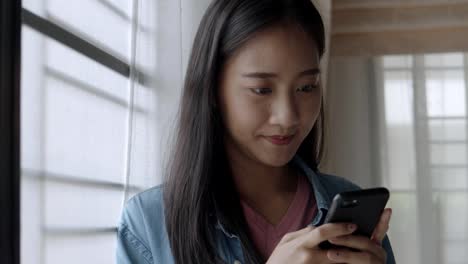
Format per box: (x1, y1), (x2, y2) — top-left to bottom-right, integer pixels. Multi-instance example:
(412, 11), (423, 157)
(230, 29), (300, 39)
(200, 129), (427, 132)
(19, 2), (147, 248)
(0, 0), (22, 263)
(376, 53), (468, 263)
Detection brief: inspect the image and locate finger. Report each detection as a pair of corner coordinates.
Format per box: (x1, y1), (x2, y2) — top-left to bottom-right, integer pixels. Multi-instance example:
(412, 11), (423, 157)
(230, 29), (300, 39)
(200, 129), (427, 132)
(328, 235), (386, 261)
(301, 223), (357, 248)
(371, 208), (392, 244)
(306, 249), (345, 264)
(327, 248), (385, 264)
(280, 225), (315, 244)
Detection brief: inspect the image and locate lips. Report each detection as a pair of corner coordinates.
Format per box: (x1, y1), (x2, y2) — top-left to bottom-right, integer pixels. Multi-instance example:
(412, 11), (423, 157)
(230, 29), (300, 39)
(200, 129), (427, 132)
(265, 135), (294, 145)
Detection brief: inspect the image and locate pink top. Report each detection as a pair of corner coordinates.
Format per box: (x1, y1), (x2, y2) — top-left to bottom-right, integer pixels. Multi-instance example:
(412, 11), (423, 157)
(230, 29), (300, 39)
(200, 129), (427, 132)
(240, 173), (318, 260)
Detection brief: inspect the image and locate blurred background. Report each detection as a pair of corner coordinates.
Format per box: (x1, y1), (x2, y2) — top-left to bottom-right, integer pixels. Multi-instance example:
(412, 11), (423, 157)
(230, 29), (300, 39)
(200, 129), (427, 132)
(18, 0), (468, 263)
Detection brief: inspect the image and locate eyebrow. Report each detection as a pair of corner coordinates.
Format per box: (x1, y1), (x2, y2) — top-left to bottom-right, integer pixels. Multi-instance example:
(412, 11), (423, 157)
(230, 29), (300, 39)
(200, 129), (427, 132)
(241, 68), (321, 79)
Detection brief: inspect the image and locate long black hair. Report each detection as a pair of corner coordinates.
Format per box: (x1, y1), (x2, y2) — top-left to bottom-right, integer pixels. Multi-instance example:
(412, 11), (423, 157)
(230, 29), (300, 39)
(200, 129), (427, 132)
(163, 0), (326, 263)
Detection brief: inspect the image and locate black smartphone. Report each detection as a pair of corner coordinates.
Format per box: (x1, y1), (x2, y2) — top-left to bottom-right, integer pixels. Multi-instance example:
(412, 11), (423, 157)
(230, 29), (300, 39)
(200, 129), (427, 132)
(318, 187), (390, 250)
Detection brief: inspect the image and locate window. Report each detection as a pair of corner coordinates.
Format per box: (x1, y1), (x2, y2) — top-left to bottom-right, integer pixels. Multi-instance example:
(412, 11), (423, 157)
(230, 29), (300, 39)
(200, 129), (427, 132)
(377, 53), (468, 264)
(20, 1), (158, 263)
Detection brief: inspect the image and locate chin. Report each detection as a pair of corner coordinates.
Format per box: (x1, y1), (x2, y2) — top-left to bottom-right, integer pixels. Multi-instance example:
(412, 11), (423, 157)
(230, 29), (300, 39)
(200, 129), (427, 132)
(256, 141), (300, 167)
(256, 150), (296, 167)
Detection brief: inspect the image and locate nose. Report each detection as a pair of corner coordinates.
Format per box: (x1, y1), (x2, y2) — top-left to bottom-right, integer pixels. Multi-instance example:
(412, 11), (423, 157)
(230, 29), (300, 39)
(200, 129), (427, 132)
(269, 94), (300, 131)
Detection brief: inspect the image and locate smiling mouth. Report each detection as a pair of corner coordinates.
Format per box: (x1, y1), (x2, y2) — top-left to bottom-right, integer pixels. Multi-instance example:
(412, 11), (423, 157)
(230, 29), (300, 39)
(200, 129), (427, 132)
(264, 135), (294, 145)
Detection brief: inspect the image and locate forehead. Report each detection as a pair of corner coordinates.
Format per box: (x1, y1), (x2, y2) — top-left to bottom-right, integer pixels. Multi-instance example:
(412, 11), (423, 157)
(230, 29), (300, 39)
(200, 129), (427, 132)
(223, 23), (320, 74)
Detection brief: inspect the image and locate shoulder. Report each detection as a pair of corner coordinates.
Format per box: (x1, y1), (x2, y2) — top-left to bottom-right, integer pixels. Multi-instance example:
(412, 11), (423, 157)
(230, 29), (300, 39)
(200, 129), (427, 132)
(125, 184), (165, 213)
(292, 155), (361, 198)
(122, 184), (165, 218)
(118, 184), (166, 246)
(117, 185), (171, 263)
(315, 171), (362, 199)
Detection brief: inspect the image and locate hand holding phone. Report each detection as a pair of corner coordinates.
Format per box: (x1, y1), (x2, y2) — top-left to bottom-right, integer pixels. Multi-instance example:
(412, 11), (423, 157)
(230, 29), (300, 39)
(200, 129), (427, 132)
(318, 187), (390, 250)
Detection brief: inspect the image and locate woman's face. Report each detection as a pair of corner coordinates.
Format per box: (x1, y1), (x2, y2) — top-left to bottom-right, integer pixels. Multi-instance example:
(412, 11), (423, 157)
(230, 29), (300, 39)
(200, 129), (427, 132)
(218, 23), (322, 167)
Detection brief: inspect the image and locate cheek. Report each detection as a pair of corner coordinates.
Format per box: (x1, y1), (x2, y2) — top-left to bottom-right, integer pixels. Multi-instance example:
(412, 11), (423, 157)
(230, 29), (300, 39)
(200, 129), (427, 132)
(299, 94), (322, 131)
(221, 92), (269, 138)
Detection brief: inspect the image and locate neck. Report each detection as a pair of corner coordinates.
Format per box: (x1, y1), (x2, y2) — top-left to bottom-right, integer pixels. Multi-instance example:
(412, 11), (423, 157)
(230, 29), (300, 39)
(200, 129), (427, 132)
(225, 142), (298, 207)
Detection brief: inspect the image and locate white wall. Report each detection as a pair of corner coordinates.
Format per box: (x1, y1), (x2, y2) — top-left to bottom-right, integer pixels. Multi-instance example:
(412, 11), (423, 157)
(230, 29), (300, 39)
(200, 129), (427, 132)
(152, 0), (214, 179)
(323, 56), (376, 187)
(311, 0), (332, 94)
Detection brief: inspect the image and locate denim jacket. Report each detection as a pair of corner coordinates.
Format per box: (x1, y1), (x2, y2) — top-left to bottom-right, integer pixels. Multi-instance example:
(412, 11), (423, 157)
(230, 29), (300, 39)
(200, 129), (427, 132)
(116, 155), (396, 263)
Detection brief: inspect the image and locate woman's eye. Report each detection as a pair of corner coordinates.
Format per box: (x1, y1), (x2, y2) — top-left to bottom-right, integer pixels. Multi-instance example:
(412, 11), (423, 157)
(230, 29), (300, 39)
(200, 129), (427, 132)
(251, 88), (272, 95)
(297, 84), (318, 92)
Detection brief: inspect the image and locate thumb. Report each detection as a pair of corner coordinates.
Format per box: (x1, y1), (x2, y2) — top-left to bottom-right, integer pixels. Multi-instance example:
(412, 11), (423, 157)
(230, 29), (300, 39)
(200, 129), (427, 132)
(371, 208), (392, 244)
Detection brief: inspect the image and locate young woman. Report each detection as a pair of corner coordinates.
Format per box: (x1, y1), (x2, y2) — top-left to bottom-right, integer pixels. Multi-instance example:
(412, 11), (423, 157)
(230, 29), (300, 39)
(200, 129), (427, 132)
(116, 0), (395, 263)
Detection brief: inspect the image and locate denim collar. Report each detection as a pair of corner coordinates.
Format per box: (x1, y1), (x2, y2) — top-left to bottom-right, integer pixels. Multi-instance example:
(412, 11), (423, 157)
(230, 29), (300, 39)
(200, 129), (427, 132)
(291, 155), (330, 226)
(215, 154), (331, 238)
